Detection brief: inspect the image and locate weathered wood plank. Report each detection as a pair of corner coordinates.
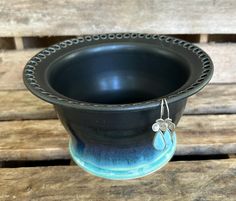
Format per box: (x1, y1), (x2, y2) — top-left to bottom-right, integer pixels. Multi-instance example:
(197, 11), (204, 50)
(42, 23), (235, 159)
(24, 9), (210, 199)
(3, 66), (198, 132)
(199, 43), (236, 83)
(0, 120), (68, 161)
(14, 37), (24, 50)
(0, 43), (235, 91)
(0, 49), (39, 90)
(0, 0), (236, 36)
(0, 84), (235, 121)
(177, 115), (236, 155)
(0, 159), (235, 201)
(185, 84), (236, 115)
(199, 34), (209, 43)
(0, 115), (235, 161)
(0, 90), (55, 121)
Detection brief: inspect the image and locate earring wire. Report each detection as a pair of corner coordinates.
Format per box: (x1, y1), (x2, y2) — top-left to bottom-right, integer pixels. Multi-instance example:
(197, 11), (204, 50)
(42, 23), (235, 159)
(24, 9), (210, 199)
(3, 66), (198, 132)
(163, 98), (170, 119)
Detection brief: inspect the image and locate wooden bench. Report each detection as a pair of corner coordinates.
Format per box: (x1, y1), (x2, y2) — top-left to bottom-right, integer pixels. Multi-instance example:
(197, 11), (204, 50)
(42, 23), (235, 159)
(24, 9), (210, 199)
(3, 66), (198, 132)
(0, 0), (236, 200)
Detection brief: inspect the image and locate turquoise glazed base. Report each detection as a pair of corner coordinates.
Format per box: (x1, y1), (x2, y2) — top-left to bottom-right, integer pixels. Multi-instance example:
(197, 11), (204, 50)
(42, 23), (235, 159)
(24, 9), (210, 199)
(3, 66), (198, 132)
(69, 133), (176, 180)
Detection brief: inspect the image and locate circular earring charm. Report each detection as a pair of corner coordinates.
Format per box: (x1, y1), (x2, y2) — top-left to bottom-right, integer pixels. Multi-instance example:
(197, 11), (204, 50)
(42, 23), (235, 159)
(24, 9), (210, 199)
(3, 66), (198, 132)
(165, 118), (175, 132)
(152, 122), (160, 132)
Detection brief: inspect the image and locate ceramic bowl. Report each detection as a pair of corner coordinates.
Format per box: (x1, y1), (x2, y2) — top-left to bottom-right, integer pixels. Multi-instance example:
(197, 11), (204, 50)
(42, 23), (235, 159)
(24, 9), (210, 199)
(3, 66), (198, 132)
(23, 33), (213, 179)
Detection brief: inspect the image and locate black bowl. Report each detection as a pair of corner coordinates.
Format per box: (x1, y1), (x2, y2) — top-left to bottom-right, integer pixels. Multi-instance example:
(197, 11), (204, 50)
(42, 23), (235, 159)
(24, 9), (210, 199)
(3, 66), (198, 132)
(23, 33), (213, 179)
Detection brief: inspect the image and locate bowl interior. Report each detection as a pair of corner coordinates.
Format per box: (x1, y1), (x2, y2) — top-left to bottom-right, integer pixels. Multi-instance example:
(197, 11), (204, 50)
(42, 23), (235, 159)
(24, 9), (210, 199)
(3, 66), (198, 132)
(48, 43), (190, 104)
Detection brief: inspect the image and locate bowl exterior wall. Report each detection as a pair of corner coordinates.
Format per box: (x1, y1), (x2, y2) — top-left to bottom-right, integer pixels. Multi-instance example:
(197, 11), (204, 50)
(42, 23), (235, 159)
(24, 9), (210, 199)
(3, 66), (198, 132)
(54, 99), (186, 179)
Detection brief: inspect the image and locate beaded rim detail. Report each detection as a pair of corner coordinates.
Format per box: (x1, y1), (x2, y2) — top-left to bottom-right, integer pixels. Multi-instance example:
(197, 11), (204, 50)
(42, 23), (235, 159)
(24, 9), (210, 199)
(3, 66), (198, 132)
(23, 33), (213, 111)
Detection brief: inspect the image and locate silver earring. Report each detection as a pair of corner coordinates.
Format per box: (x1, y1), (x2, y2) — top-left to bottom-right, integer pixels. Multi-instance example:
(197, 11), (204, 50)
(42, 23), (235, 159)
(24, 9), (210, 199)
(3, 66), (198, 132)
(152, 99), (176, 151)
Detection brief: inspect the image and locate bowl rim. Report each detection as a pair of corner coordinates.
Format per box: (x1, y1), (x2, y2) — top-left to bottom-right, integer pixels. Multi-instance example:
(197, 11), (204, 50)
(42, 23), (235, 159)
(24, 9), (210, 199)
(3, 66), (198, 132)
(23, 33), (214, 112)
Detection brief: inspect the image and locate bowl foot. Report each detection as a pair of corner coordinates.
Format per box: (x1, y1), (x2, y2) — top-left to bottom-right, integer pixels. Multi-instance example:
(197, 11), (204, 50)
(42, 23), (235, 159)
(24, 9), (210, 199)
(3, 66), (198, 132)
(69, 134), (176, 180)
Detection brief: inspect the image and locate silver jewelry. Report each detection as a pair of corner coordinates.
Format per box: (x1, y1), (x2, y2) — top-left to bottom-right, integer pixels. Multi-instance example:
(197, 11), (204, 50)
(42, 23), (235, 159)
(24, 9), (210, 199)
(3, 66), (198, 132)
(152, 99), (176, 151)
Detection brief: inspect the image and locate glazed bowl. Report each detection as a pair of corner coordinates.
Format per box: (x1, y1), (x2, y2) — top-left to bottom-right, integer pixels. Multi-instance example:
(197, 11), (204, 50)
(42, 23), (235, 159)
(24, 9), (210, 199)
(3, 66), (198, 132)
(23, 33), (213, 179)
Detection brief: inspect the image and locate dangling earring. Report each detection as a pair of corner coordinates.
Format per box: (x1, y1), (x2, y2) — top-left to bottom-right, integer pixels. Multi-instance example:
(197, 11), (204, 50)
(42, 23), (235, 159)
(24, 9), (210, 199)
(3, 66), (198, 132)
(152, 99), (176, 151)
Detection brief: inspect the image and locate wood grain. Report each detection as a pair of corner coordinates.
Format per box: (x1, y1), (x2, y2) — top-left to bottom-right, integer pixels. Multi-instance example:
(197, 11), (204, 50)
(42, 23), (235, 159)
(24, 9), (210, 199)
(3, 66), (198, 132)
(185, 84), (236, 115)
(199, 43), (236, 83)
(0, 90), (55, 121)
(0, 49), (38, 90)
(0, 120), (68, 161)
(0, 159), (235, 201)
(0, 115), (236, 161)
(0, 84), (235, 121)
(0, 0), (236, 37)
(0, 43), (235, 91)
(177, 115), (236, 155)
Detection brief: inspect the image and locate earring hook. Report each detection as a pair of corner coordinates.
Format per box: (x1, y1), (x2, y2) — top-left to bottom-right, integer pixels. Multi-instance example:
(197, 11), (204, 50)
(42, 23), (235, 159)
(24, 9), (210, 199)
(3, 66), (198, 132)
(160, 98), (170, 119)
(163, 98), (170, 119)
(160, 99), (164, 119)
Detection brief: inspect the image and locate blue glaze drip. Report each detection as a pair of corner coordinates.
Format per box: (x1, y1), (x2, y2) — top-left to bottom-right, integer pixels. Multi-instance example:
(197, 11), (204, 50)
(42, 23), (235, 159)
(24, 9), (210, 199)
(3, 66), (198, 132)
(163, 129), (173, 147)
(153, 130), (166, 151)
(69, 130), (177, 180)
